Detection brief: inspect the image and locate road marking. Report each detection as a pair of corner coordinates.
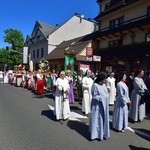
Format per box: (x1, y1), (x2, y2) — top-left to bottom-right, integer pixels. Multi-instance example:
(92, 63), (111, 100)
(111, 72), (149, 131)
(109, 119), (150, 139)
(48, 104), (88, 122)
(48, 105), (150, 139)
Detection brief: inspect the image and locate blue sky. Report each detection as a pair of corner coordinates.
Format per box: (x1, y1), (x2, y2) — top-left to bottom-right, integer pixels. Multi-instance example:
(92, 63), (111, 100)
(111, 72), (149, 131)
(0, 0), (99, 48)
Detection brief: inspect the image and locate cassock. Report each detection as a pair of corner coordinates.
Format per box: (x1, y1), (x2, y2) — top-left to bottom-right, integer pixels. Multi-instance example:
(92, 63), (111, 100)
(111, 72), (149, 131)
(65, 76), (74, 104)
(82, 76), (93, 114)
(129, 77), (147, 122)
(89, 83), (110, 140)
(36, 78), (44, 95)
(106, 76), (116, 105)
(54, 77), (70, 120)
(113, 81), (130, 131)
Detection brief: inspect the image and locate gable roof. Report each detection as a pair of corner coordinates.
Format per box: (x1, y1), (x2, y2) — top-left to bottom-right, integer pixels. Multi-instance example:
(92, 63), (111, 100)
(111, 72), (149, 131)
(36, 21), (56, 38)
(25, 13), (95, 45)
(45, 34), (93, 60)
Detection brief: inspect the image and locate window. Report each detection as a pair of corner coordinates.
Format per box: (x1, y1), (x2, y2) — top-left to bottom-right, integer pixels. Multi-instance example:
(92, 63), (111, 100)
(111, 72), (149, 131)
(41, 48), (44, 57)
(110, 20), (116, 29)
(98, 21), (101, 30)
(108, 39), (123, 47)
(146, 33), (150, 42)
(147, 6), (150, 17)
(109, 16), (124, 29)
(130, 34), (136, 43)
(33, 50), (35, 59)
(54, 64), (58, 69)
(37, 35), (41, 42)
(118, 16), (124, 26)
(37, 49), (39, 58)
(50, 65), (53, 71)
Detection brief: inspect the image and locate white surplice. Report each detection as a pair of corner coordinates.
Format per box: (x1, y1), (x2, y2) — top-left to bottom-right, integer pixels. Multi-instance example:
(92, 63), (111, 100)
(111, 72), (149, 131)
(82, 76), (94, 114)
(106, 77), (116, 105)
(54, 77), (70, 120)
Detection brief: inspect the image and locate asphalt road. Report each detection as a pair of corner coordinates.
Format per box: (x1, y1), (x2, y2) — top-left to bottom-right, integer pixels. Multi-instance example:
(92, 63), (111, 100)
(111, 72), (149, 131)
(0, 84), (149, 150)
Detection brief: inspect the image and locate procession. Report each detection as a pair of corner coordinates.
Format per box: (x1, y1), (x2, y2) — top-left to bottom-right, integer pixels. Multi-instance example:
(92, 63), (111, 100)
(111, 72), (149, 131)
(0, 67), (150, 142)
(0, 0), (150, 149)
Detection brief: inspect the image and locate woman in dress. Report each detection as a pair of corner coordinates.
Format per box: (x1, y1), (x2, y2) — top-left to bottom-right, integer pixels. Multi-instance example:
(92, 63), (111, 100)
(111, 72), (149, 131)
(65, 70), (74, 104)
(89, 72), (110, 141)
(35, 73), (44, 95)
(129, 69), (147, 122)
(54, 71), (70, 121)
(112, 72), (131, 132)
(82, 70), (94, 115)
(106, 72), (116, 105)
(77, 69), (83, 101)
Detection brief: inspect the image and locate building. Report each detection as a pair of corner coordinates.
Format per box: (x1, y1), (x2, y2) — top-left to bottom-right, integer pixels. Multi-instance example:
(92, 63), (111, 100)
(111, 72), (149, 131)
(45, 34), (97, 74)
(93, 0), (150, 74)
(22, 13), (97, 70)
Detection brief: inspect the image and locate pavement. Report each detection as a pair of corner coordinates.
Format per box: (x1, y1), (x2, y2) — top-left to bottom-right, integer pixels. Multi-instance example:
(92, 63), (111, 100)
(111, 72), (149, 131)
(0, 83), (149, 150)
(47, 94), (150, 141)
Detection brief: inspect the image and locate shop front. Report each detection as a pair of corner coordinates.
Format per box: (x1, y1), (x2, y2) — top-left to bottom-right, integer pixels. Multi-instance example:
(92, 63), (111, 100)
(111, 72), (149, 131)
(98, 42), (150, 74)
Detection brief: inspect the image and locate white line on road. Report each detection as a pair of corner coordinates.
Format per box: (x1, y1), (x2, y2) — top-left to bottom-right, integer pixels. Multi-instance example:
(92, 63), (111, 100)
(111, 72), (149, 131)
(48, 105), (149, 139)
(48, 104), (88, 122)
(109, 119), (150, 139)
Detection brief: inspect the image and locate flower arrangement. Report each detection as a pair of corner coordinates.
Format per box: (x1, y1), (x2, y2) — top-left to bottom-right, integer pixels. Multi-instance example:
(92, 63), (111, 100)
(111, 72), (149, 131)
(38, 59), (50, 72)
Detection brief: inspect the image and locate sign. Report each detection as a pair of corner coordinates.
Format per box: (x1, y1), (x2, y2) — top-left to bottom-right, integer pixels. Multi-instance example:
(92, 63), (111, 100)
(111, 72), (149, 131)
(80, 64), (90, 75)
(86, 47), (93, 57)
(93, 55), (101, 62)
(64, 55), (74, 72)
(80, 64), (90, 69)
(87, 57), (92, 61)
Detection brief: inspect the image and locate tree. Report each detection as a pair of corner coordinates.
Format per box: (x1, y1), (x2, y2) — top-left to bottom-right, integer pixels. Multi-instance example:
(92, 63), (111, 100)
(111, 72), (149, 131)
(3, 28), (24, 50)
(3, 28), (25, 66)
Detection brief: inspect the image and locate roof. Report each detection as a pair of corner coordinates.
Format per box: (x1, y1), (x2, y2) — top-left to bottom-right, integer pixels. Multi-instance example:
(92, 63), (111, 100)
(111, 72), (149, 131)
(36, 21), (57, 38)
(45, 34), (93, 60)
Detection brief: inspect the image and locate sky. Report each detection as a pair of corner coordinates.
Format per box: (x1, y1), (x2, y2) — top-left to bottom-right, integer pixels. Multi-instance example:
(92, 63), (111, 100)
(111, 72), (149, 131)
(0, 0), (99, 48)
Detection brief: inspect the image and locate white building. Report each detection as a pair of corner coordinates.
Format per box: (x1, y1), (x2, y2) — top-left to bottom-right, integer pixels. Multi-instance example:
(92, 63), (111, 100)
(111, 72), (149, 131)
(22, 13), (97, 70)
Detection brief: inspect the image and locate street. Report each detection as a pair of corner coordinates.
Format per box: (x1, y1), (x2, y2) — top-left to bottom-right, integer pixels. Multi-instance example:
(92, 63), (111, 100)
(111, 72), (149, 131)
(0, 83), (149, 150)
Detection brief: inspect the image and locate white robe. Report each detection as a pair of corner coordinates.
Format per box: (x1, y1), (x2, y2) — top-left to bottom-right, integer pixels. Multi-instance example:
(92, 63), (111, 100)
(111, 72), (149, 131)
(82, 76), (94, 114)
(4, 73), (8, 83)
(106, 77), (116, 105)
(54, 77), (70, 120)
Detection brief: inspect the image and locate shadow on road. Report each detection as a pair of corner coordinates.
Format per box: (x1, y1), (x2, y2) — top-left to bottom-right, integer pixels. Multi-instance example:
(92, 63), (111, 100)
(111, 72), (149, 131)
(67, 120), (90, 141)
(41, 110), (56, 122)
(133, 128), (150, 142)
(70, 106), (80, 110)
(129, 145), (150, 150)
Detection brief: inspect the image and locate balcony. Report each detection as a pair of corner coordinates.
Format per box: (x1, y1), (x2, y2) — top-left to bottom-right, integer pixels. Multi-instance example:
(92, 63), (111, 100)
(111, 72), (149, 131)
(97, 41), (150, 57)
(95, 0), (139, 19)
(105, 0), (124, 12)
(94, 14), (150, 38)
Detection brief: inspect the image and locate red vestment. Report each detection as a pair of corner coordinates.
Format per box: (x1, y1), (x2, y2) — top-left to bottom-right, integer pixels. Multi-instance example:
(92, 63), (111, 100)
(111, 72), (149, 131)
(36, 79), (44, 95)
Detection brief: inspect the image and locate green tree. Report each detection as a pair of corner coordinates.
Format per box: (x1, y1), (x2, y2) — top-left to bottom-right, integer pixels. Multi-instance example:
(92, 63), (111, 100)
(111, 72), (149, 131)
(3, 28), (25, 66)
(3, 28), (24, 50)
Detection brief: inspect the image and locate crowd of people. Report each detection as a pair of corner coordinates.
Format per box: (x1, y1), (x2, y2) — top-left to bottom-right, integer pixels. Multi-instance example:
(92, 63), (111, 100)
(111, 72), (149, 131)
(0, 68), (150, 141)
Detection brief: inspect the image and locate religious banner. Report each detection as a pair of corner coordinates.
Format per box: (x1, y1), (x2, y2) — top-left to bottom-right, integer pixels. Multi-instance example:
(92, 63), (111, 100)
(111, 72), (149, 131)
(64, 55), (74, 72)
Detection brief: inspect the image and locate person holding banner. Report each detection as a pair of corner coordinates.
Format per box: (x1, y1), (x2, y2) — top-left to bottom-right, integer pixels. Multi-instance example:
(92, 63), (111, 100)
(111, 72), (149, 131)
(54, 71), (70, 122)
